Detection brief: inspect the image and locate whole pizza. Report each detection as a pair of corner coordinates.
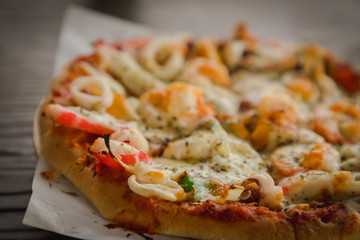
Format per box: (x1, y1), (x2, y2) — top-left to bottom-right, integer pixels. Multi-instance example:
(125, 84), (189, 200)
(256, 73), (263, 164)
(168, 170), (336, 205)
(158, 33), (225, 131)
(38, 23), (360, 240)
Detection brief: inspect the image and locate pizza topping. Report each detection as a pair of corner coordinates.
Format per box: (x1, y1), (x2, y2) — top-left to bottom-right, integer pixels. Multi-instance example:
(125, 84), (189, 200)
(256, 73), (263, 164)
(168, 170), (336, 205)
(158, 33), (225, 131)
(140, 37), (186, 81)
(192, 38), (222, 63)
(139, 82), (214, 133)
(240, 40), (296, 72)
(241, 173), (283, 209)
(232, 71), (285, 107)
(250, 93), (301, 150)
(331, 63), (360, 94)
(177, 171), (195, 193)
(70, 75), (114, 111)
(211, 183), (245, 203)
(176, 57), (239, 115)
(127, 162), (185, 201)
(179, 72), (239, 115)
(110, 128), (149, 153)
(106, 92), (140, 121)
(45, 104), (127, 136)
(96, 44), (165, 96)
(280, 170), (360, 203)
(90, 132), (186, 201)
(155, 118), (265, 202)
(314, 100), (360, 143)
(221, 40), (246, 70)
(271, 142), (340, 177)
(180, 57), (231, 87)
(162, 118), (226, 160)
(90, 134), (149, 167)
(77, 61), (126, 94)
(281, 73), (320, 104)
(338, 144), (360, 171)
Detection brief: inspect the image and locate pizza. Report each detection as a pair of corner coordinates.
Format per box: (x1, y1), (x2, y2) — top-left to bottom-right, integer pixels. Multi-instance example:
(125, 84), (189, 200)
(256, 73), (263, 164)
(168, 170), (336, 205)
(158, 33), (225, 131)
(37, 23), (360, 240)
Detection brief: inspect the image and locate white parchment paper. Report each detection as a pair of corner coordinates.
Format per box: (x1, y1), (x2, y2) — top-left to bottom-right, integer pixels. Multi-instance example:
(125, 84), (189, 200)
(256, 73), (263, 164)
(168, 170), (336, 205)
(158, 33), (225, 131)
(23, 5), (184, 240)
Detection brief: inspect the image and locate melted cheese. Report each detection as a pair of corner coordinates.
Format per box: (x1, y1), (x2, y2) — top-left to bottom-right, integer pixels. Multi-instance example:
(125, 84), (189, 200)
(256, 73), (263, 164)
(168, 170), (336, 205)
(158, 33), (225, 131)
(157, 118), (265, 201)
(232, 71), (285, 106)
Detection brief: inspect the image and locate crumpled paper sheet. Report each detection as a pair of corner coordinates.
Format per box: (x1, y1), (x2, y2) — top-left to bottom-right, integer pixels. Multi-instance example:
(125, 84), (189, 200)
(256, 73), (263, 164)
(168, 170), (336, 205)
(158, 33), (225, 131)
(23, 5), (184, 240)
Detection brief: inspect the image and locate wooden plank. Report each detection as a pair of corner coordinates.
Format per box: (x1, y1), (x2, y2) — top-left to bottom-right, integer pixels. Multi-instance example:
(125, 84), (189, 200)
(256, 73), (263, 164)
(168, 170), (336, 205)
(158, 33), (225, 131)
(0, 170), (35, 193)
(0, 230), (73, 240)
(0, 211), (75, 239)
(0, 192), (32, 210)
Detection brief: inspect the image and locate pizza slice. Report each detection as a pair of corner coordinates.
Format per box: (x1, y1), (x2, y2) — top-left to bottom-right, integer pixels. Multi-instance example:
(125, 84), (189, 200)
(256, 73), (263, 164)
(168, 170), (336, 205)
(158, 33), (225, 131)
(38, 24), (360, 240)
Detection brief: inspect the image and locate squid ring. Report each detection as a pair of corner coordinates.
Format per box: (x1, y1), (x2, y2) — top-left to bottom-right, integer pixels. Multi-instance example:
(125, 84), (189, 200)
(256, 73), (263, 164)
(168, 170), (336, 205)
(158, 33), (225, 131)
(70, 75), (113, 111)
(141, 38), (185, 81)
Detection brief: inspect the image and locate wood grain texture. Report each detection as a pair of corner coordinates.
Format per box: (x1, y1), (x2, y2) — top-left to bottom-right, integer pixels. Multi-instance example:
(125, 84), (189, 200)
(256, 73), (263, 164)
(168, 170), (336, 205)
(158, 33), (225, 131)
(0, 0), (359, 239)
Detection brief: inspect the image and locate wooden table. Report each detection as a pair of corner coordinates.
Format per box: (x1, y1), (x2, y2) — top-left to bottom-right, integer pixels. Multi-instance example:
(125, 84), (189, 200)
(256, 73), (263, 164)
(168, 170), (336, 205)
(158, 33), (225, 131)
(1, 0), (359, 239)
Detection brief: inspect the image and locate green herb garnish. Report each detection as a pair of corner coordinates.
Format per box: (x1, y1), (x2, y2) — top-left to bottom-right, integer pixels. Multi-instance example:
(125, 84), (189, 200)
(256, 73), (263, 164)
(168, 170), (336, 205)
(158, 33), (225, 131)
(178, 171), (194, 193)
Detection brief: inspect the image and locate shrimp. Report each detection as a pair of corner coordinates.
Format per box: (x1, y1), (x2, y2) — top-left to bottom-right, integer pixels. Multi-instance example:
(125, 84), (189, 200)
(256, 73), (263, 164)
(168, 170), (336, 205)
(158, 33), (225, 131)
(281, 73), (320, 104)
(238, 41), (296, 72)
(180, 57), (231, 87)
(139, 82), (214, 132)
(331, 101), (360, 142)
(271, 142), (340, 177)
(176, 57), (239, 114)
(44, 104), (128, 136)
(106, 93), (139, 121)
(221, 40), (246, 70)
(297, 45), (341, 101)
(216, 111), (256, 140)
(298, 44), (332, 80)
(140, 37), (186, 81)
(250, 93), (300, 150)
(279, 170), (360, 204)
(313, 100), (360, 143)
(233, 23), (257, 46)
(192, 38), (222, 63)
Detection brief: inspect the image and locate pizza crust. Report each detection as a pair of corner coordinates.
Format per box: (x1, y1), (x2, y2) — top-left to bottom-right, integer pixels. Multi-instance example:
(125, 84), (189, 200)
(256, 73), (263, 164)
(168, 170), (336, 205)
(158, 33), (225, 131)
(38, 114), (360, 240)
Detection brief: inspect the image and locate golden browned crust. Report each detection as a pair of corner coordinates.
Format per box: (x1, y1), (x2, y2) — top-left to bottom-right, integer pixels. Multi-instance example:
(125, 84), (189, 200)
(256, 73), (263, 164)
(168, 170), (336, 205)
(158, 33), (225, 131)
(38, 113), (360, 240)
